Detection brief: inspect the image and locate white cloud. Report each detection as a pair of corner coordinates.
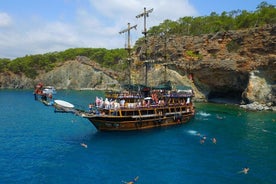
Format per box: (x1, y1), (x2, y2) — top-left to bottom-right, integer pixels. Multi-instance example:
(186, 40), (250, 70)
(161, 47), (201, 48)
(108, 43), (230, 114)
(0, 12), (12, 27)
(88, 0), (198, 31)
(0, 0), (198, 58)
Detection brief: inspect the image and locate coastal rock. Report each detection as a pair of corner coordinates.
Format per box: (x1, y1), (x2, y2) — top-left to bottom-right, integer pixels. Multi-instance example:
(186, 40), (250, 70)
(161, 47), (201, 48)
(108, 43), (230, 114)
(0, 71), (33, 89)
(242, 70), (274, 104)
(135, 24), (276, 108)
(34, 60), (120, 90)
(240, 101), (275, 111)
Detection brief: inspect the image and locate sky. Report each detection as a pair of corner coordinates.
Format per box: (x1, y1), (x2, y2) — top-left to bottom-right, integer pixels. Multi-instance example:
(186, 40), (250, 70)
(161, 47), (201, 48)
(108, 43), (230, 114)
(0, 0), (274, 59)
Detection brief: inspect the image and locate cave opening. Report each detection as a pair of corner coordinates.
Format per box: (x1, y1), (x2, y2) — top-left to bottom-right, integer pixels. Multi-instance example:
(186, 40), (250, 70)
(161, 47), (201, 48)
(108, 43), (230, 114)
(207, 90), (244, 104)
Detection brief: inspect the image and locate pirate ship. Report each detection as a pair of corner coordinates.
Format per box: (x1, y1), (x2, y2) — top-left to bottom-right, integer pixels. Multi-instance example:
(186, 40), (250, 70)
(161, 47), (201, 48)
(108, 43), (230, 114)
(80, 7), (195, 131)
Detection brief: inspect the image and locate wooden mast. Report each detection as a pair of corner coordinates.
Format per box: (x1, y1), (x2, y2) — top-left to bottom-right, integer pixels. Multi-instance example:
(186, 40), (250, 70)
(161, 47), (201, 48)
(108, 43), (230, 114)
(136, 7), (153, 87)
(119, 23), (137, 87)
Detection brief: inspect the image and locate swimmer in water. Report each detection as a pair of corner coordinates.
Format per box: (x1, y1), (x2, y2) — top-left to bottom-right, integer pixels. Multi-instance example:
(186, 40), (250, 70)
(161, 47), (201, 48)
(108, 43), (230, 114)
(122, 176), (139, 184)
(238, 167), (249, 174)
(80, 143), (88, 148)
(211, 137), (217, 144)
(216, 114), (224, 120)
(199, 135), (207, 144)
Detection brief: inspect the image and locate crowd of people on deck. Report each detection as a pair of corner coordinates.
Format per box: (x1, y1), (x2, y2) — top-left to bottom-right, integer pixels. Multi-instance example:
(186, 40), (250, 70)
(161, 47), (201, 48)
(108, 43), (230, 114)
(92, 92), (191, 111)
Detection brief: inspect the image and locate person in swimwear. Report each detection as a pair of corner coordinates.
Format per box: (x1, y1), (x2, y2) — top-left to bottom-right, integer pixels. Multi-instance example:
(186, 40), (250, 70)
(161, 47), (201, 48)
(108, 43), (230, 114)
(122, 176), (139, 184)
(200, 135), (207, 144)
(211, 137), (217, 144)
(80, 143), (88, 148)
(238, 167), (249, 174)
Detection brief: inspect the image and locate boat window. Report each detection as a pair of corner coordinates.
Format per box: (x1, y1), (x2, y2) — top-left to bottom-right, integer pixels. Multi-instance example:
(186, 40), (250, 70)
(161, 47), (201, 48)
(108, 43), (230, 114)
(175, 107), (181, 112)
(171, 108), (176, 113)
(133, 111), (139, 116)
(111, 111), (119, 116)
(123, 110), (139, 116)
(140, 110), (155, 115)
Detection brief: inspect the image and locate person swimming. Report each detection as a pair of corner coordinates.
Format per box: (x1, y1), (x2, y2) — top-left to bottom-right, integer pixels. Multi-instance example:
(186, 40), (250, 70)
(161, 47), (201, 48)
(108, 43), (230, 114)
(122, 176), (139, 184)
(211, 137), (217, 144)
(197, 134), (206, 144)
(238, 167), (249, 174)
(80, 143), (88, 148)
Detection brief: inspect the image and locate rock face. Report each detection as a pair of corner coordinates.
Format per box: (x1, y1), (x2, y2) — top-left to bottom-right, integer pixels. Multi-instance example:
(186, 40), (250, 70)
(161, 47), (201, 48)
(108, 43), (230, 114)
(240, 70), (275, 111)
(34, 59), (120, 90)
(0, 59), (120, 90)
(243, 71), (273, 103)
(0, 25), (275, 110)
(133, 24), (276, 109)
(0, 72), (33, 89)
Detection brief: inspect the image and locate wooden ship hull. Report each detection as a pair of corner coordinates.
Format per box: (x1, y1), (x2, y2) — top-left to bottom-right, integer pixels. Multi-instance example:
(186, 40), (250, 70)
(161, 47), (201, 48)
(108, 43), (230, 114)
(84, 107), (194, 131)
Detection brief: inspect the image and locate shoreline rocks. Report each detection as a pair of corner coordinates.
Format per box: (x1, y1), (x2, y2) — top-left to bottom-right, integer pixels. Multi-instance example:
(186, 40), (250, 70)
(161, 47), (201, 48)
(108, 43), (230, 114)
(240, 101), (276, 111)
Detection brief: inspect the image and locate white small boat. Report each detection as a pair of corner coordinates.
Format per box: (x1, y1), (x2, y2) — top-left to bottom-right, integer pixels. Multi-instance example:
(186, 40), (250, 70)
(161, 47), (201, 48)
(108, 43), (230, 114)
(54, 100), (76, 113)
(43, 86), (57, 94)
(54, 100), (74, 108)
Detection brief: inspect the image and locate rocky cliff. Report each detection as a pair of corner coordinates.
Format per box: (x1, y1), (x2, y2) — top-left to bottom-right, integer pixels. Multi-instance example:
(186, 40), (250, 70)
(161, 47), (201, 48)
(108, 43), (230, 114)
(0, 57), (120, 90)
(0, 25), (275, 110)
(133, 24), (276, 110)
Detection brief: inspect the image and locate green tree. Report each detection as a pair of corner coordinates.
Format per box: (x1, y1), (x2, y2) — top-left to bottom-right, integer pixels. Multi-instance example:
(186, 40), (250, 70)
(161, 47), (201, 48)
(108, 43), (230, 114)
(146, 1), (275, 35)
(256, 1), (276, 25)
(0, 58), (10, 72)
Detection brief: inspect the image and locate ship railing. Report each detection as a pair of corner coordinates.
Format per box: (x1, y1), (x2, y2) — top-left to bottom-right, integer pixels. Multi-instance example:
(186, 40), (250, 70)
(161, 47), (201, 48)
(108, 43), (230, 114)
(130, 109), (193, 119)
(165, 111), (190, 116)
(163, 94), (193, 98)
(96, 102), (192, 111)
(131, 114), (163, 118)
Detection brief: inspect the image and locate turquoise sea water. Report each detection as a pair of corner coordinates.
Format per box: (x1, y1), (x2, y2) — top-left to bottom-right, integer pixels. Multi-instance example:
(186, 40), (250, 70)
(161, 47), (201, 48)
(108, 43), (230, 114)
(0, 90), (275, 184)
